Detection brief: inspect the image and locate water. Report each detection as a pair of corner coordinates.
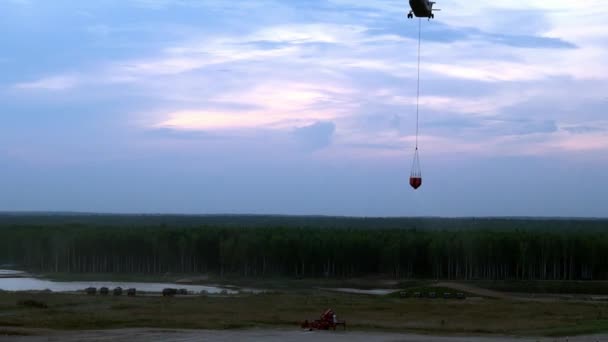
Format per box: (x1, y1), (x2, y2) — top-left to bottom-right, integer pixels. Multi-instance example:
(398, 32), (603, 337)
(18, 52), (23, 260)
(322, 288), (396, 295)
(0, 270), (241, 294)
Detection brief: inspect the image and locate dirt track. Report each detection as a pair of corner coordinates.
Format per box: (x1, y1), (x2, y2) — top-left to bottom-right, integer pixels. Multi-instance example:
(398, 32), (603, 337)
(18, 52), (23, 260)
(0, 328), (604, 342)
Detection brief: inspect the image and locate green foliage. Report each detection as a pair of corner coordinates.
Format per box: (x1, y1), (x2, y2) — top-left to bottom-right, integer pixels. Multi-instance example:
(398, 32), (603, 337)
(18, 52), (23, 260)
(471, 281), (608, 294)
(0, 214), (607, 280)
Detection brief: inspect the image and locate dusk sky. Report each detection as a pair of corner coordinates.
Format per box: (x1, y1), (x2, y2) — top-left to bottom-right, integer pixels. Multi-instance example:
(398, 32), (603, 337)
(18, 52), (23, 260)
(1, 0), (607, 217)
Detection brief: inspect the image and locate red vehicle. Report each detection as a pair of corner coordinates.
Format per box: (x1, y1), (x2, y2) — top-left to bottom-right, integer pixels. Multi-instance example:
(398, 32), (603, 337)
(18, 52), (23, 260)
(301, 309), (346, 330)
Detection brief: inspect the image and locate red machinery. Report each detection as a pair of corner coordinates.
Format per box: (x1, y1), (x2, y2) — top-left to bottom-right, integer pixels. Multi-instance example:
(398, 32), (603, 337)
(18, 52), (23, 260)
(301, 308), (346, 330)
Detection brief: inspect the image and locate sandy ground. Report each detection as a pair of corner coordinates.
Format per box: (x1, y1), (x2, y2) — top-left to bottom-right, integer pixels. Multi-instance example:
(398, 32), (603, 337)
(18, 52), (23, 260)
(0, 328), (605, 342)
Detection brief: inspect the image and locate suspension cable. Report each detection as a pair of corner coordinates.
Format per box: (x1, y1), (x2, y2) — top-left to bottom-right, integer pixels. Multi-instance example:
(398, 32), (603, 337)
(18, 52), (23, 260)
(415, 18), (421, 150)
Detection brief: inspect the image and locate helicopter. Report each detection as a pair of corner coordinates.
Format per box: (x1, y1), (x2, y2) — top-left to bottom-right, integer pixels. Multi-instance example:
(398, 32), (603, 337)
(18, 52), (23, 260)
(407, 0), (441, 19)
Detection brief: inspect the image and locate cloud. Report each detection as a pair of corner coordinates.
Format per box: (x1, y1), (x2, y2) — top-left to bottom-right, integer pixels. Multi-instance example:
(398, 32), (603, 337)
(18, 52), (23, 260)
(292, 121), (336, 151)
(544, 131), (608, 153)
(156, 110), (273, 131)
(370, 21), (576, 49)
(14, 75), (79, 91)
(485, 32), (575, 49)
(480, 119), (558, 136)
(153, 81), (350, 133)
(382, 93), (528, 115)
(7, 0), (608, 162)
(562, 125), (606, 134)
(247, 23), (367, 46)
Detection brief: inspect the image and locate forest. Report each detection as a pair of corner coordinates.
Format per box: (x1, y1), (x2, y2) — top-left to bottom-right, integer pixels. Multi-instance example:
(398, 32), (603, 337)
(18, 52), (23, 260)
(1, 214), (608, 280)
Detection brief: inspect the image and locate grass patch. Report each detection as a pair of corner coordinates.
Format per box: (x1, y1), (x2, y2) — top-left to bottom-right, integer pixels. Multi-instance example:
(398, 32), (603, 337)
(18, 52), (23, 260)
(111, 303), (137, 310)
(17, 299), (48, 309)
(0, 290), (607, 336)
(470, 280), (608, 295)
(0, 328), (31, 336)
(532, 319), (608, 337)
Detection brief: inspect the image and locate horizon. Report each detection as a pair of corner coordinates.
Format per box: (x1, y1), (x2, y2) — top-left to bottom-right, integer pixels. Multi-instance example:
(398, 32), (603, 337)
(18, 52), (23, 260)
(0, 211), (606, 221)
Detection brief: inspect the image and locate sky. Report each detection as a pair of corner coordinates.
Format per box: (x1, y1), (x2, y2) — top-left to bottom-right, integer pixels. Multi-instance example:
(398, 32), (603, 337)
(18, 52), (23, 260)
(0, 0), (607, 217)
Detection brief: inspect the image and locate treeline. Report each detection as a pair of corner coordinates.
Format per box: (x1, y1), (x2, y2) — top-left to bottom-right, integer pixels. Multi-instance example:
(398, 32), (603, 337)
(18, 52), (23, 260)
(1, 213), (606, 230)
(0, 216), (608, 280)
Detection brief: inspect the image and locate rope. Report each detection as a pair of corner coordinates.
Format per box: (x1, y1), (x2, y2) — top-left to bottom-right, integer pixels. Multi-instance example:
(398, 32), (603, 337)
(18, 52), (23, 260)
(415, 18), (421, 150)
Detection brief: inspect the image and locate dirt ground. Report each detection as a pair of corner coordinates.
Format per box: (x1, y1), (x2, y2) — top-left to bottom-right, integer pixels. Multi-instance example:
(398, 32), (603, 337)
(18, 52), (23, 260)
(0, 328), (605, 342)
(436, 282), (608, 304)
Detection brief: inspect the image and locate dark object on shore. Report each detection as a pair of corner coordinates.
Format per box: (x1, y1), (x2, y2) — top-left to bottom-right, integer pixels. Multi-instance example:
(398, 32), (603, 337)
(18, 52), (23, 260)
(178, 289), (188, 295)
(127, 288), (136, 297)
(85, 287), (96, 295)
(113, 287), (123, 296)
(301, 308), (346, 331)
(17, 299), (47, 309)
(456, 292), (466, 299)
(99, 287), (109, 295)
(429, 292), (436, 298)
(162, 288), (177, 297)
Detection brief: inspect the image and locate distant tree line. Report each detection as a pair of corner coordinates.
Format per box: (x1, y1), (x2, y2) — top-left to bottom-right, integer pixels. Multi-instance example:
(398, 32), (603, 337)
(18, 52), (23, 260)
(1, 215), (608, 280)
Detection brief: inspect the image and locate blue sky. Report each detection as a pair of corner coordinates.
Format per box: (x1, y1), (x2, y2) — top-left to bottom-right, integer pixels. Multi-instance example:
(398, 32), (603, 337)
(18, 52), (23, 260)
(1, 0), (607, 217)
